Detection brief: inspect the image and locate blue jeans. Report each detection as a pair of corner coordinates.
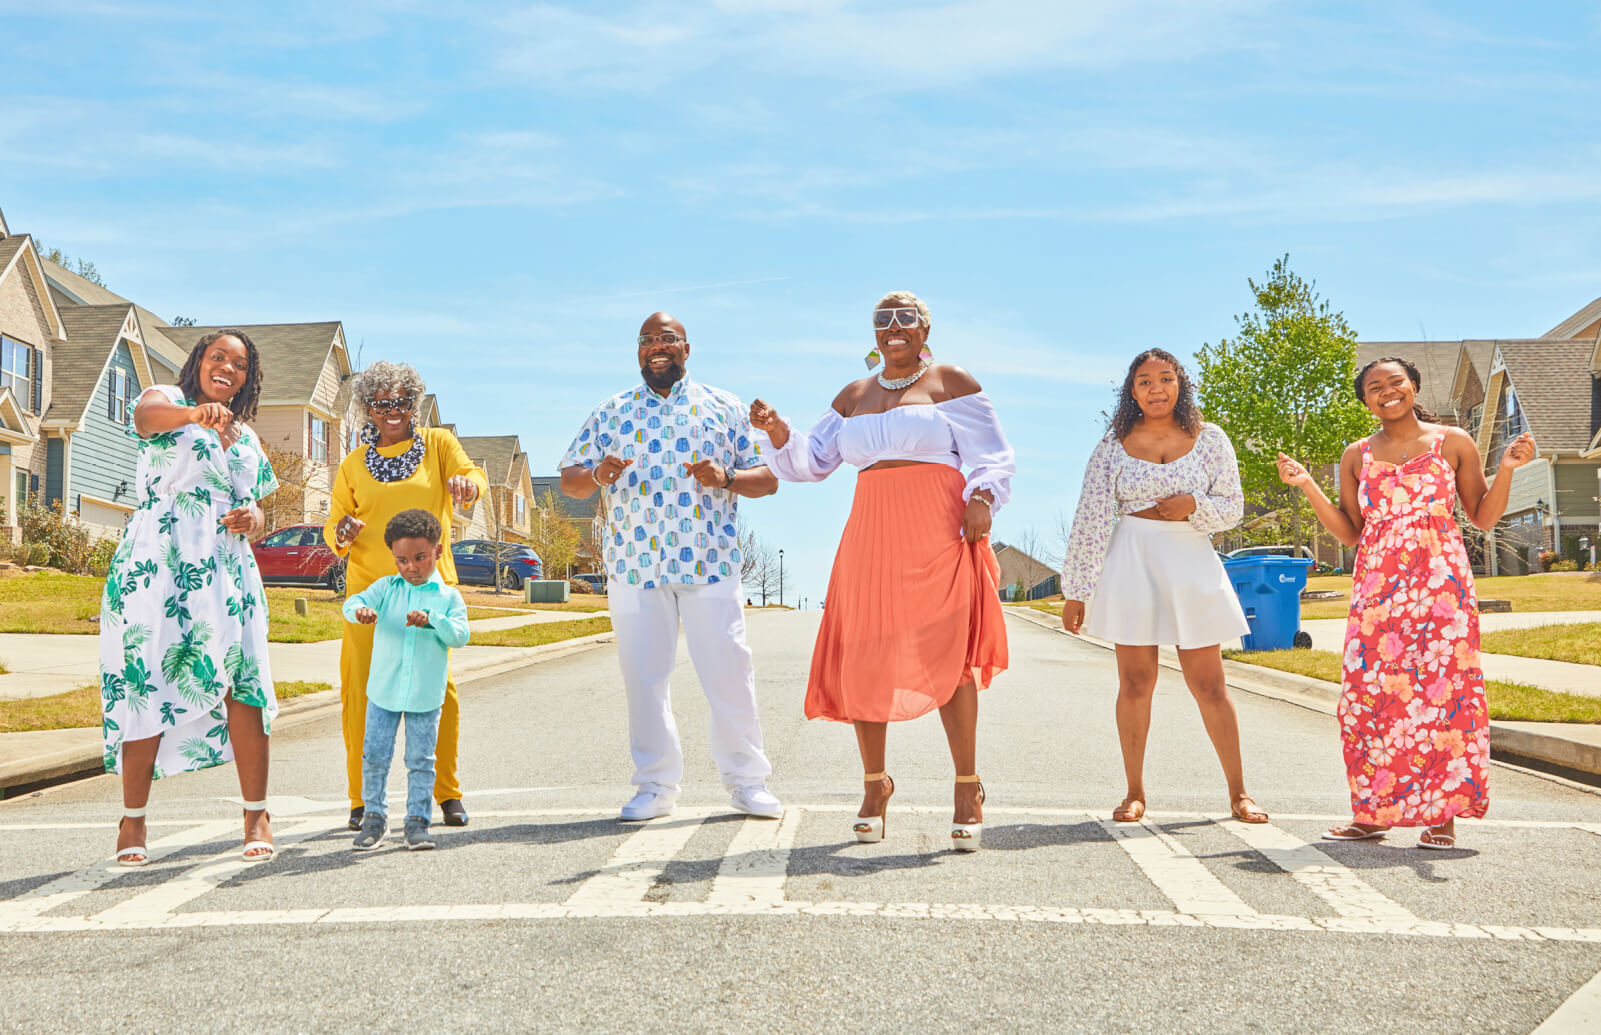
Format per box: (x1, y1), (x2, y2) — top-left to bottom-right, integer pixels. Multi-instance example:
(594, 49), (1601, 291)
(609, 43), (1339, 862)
(361, 702), (441, 823)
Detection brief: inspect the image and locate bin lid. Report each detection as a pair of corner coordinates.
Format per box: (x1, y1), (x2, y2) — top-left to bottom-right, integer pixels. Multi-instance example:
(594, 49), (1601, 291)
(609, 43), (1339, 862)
(1222, 555), (1314, 569)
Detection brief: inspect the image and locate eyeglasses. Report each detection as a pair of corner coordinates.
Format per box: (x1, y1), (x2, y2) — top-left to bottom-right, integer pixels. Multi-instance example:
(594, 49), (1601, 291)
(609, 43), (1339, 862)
(370, 395), (415, 414)
(638, 332), (686, 347)
(872, 308), (923, 330)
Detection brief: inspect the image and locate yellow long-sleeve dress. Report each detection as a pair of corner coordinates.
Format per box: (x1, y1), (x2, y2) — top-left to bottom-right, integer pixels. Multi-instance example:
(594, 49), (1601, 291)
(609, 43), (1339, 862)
(323, 426), (490, 808)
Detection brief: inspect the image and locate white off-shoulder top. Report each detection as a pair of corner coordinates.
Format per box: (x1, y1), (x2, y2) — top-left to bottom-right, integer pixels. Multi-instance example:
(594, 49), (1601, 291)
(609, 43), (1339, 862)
(763, 393), (1016, 512)
(1060, 423), (1244, 601)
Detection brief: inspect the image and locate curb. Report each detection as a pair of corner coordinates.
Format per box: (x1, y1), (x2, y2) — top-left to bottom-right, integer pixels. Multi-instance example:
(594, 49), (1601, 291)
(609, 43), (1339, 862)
(0, 631), (616, 797)
(1004, 606), (1601, 784)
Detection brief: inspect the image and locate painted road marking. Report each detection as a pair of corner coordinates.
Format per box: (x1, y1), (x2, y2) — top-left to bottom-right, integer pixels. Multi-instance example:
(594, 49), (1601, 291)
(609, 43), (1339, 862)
(564, 808), (713, 909)
(1095, 813), (1258, 917)
(1220, 818), (1419, 922)
(1533, 964), (1601, 1033)
(706, 810), (802, 909)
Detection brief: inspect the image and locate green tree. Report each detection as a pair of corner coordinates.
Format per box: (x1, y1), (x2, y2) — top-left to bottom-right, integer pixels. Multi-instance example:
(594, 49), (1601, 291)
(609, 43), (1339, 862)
(34, 243), (106, 287)
(529, 488), (582, 580)
(1195, 256), (1374, 552)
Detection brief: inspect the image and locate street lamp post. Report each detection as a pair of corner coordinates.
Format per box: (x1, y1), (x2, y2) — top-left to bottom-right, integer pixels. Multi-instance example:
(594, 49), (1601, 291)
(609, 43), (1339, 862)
(779, 549), (785, 608)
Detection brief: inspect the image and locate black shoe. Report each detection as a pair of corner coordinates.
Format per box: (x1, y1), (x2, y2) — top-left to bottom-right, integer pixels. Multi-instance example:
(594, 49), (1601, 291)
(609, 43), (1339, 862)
(440, 799), (468, 827)
(348, 806), (364, 832)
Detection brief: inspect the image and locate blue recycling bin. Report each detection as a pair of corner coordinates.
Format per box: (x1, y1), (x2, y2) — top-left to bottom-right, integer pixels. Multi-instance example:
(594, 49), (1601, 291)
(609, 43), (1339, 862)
(1222, 556), (1314, 651)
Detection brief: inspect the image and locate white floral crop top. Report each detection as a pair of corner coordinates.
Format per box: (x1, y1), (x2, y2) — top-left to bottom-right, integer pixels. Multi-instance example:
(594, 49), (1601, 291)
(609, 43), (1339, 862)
(1060, 422), (1244, 601)
(762, 393), (1015, 512)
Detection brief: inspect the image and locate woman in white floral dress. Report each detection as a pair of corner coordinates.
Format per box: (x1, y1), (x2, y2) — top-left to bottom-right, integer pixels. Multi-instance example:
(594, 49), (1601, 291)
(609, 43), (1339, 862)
(100, 330), (279, 865)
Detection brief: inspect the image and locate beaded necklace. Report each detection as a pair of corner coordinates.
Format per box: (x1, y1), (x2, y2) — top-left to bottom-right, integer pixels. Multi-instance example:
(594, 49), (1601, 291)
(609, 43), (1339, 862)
(361, 422), (427, 483)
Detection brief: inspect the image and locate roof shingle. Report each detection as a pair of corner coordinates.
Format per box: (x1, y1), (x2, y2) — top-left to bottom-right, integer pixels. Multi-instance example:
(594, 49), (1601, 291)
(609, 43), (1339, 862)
(45, 305), (134, 424)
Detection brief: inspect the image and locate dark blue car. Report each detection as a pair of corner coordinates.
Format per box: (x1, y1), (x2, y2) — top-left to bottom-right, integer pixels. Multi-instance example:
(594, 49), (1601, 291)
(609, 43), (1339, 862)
(451, 539), (542, 589)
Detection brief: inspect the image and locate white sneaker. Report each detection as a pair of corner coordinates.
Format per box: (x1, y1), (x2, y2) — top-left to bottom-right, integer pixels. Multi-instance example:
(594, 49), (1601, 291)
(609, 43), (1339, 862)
(619, 790), (677, 822)
(729, 785), (783, 819)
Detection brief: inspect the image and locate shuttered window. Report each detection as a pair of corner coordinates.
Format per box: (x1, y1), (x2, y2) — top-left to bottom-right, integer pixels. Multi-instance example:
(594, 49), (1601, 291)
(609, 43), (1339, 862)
(107, 367), (134, 424)
(0, 337), (33, 413)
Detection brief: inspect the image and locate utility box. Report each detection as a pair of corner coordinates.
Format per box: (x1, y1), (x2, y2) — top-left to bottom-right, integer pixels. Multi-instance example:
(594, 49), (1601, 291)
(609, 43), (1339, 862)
(526, 579), (570, 604)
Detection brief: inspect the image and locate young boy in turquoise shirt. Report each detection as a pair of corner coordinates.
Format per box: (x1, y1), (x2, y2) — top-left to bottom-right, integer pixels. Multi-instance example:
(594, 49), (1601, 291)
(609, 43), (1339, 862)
(343, 509), (470, 851)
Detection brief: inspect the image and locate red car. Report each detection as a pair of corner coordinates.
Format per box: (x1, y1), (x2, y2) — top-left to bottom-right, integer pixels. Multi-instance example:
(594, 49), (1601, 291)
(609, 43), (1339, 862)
(252, 523), (346, 593)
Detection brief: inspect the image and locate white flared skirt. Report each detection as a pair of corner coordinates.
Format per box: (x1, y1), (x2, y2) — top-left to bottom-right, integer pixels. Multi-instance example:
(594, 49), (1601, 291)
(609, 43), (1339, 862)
(1083, 516), (1249, 649)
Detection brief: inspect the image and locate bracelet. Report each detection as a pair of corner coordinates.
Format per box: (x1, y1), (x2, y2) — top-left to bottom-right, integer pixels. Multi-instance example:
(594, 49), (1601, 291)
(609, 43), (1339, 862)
(591, 467), (605, 487)
(970, 494), (993, 509)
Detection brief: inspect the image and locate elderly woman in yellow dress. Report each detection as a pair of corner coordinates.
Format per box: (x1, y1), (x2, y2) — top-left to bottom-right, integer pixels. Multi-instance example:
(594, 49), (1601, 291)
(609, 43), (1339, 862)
(322, 361), (488, 830)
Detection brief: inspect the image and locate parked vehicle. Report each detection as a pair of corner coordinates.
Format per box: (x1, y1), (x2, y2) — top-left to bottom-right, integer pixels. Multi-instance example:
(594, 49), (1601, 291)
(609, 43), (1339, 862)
(252, 524), (346, 593)
(571, 573), (606, 594)
(451, 539), (542, 589)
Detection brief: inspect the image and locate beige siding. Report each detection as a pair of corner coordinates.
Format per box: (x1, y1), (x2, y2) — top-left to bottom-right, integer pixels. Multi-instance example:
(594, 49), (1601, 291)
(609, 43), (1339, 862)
(310, 349), (344, 413)
(253, 405), (305, 454)
(1497, 458), (1550, 515)
(0, 262), (54, 486)
(1556, 460), (1601, 524)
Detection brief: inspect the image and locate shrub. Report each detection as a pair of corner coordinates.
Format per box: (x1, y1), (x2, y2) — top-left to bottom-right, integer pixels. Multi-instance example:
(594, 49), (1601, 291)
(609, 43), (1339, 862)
(17, 499), (119, 574)
(1537, 550), (1558, 572)
(568, 578), (594, 594)
(23, 542), (51, 567)
(87, 538), (119, 578)
(1549, 559), (1580, 572)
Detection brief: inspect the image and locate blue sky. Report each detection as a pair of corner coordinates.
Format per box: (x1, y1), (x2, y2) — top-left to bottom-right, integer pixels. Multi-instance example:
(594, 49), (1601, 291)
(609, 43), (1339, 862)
(3, 1), (1600, 607)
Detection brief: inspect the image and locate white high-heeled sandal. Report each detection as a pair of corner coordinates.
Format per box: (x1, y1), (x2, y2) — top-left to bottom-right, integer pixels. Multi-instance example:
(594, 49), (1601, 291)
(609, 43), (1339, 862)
(241, 799), (276, 863)
(853, 773), (893, 843)
(951, 775), (984, 852)
(115, 806), (149, 867)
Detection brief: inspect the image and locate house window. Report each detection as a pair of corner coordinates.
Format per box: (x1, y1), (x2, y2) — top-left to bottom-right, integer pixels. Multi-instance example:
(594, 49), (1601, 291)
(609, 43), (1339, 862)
(1504, 389), (1528, 439)
(1, 337), (33, 412)
(308, 415), (328, 464)
(515, 493), (526, 524)
(107, 367), (135, 425)
(1467, 404), (1483, 438)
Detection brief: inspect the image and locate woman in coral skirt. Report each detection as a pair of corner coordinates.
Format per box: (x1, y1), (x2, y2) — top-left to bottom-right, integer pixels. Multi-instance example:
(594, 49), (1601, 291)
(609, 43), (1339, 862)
(750, 291), (1013, 851)
(1277, 356), (1534, 849)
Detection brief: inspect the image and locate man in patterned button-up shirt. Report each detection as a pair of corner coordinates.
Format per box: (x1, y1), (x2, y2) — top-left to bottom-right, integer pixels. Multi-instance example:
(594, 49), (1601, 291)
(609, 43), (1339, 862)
(560, 313), (782, 823)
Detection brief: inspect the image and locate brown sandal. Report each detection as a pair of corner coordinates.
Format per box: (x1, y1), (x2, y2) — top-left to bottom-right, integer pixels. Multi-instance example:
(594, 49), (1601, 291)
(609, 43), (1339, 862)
(1112, 797), (1145, 823)
(1230, 794), (1269, 824)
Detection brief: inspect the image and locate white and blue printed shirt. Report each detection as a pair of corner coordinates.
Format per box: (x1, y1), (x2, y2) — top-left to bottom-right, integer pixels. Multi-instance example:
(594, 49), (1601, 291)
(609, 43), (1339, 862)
(560, 377), (764, 589)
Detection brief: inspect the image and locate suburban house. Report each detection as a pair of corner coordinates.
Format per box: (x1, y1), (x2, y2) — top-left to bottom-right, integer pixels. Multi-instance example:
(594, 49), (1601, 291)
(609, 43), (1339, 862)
(457, 435), (533, 543)
(0, 212), (63, 541)
(993, 541), (1060, 601)
(530, 475), (602, 573)
(1358, 296), (1601, 574)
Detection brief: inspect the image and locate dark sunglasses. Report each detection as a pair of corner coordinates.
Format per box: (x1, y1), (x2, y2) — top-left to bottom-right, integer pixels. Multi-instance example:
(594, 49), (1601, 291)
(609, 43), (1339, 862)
(371, 395), (415, 414)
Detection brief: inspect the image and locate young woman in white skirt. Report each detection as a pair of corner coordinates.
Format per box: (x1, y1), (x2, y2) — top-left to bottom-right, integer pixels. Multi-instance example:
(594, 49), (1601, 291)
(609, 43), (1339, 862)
(1059, 349), (1268, 825)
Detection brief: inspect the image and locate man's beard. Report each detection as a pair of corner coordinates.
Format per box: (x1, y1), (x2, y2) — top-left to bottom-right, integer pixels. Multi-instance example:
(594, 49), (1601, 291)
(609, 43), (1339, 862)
(641, 359), (685, 391)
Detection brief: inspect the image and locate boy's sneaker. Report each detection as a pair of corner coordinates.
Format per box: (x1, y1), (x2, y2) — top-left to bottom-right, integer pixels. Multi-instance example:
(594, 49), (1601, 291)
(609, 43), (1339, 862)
(352, 812), (387, 851)
(404, 817), (437, 851)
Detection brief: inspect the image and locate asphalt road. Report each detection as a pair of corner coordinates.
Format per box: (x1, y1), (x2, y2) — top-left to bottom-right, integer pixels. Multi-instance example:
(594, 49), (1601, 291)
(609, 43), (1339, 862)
(4, 612), (1600, 1034)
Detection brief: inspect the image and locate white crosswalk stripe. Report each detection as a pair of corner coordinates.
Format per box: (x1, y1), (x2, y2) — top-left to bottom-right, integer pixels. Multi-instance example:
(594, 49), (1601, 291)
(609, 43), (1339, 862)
(1219, 817), (1420, 922)
(1095, 813), (1258, 917)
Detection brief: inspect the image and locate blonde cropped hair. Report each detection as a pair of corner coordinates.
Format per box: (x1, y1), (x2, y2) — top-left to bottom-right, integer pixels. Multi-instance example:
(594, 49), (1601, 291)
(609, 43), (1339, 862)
(874, 291), (931, 332)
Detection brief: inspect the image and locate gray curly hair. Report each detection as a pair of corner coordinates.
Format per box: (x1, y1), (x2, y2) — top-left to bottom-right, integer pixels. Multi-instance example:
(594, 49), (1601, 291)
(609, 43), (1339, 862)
(874, 290), (931, 333)
(347, 360), (426, 428)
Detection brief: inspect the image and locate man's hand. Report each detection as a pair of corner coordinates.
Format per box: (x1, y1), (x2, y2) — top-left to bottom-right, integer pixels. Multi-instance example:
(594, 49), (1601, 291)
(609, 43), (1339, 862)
(335, 516), (365, 548)
(354, 607), (378, 625)
(188, 402), (234, 431)
(1061, 601), (1086, 635)
(591, 455), (633, 489)
(685, 459), (730, 489)
(447, 475), (478, 508)
(1499, 433), (1536, 472)
(1150, 494), (1196, 520)
(749, 399), (788, 449)
(960, 496), (992, 544)
(406, 610), (431, 628)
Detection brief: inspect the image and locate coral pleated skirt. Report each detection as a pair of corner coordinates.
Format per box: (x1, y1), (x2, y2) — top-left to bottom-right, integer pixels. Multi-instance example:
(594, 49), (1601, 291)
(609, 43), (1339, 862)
(806, 464), (1008, 723)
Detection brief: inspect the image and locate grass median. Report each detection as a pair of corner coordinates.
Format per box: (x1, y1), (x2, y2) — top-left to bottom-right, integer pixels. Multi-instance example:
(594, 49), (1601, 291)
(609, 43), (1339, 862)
(469, 616), (612, 647)
(1221, 649), (1601, 724)
(0, 680), (333, 734)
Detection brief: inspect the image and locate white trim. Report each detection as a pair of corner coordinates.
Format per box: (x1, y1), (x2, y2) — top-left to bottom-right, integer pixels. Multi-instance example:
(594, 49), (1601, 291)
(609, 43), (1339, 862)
(0, 239), (67, 342)
(78, 492), (134, 514)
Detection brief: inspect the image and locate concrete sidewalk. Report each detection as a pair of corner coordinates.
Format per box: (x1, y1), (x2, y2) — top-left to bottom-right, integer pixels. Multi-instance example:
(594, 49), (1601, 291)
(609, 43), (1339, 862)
(0, 629), (616, 793)
(1006, 606), (1601, 783)
(0, 609), (609, 702)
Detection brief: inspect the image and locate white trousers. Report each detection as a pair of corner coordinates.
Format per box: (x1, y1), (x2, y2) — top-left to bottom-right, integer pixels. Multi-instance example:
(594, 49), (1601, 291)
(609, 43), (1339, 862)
(607, 578), (772, 795)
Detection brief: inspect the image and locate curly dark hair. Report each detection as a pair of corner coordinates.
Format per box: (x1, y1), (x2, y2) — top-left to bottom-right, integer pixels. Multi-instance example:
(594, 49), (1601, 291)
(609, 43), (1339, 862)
(1110, 348), (1203, 440)
(178, 329), (263, 422)
(1354, 356), (1437, 421)
(384, 508), (442, 547)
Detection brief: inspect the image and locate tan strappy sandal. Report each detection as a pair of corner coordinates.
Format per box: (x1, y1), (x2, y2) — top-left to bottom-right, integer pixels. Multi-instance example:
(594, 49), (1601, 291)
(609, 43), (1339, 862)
(951, 774), (985, 851)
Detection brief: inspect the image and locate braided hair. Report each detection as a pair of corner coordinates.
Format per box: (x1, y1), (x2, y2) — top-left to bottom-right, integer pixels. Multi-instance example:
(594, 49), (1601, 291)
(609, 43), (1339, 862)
(1354, 356), (1436, 422)
(1110, 348), (1203, 440)
(178, 328), (263, 422)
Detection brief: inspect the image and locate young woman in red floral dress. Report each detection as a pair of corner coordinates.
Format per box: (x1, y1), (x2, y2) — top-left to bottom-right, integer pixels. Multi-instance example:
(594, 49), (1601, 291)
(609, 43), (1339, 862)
(1276, 357), (1534, 849)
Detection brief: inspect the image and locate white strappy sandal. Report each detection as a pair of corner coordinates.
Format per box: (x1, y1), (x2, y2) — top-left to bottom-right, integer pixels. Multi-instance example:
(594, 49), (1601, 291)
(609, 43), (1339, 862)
(241, 799), (276, 863)
(115, 807), (149, 867)
(951, 774), (985, 852)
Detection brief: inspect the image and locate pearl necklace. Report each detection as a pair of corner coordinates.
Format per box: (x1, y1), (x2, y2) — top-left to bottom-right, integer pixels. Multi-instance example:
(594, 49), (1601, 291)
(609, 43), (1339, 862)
(878, 363), (930, 391)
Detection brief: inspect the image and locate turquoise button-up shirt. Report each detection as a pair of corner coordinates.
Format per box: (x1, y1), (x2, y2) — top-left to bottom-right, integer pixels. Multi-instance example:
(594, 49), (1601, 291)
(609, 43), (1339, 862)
(341, 571), (470, 713)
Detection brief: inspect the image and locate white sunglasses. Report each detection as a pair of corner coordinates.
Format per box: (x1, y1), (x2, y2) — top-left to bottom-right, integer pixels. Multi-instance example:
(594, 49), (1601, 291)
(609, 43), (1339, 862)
(872, 307), (923, 330)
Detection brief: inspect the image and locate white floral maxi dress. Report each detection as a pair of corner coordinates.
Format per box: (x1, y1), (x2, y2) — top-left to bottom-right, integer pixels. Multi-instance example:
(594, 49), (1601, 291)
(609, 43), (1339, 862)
(99, 385), (280, 778)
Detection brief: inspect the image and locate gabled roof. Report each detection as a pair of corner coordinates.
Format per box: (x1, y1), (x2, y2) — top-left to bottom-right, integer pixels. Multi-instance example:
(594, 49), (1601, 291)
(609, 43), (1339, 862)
(1544, 297), (1601, 341)
(457, 435), (523, 486)
(0, 235), (66, 342)
(1499, 340), (1598, 453)
(155, 322), (345, 405)
(40, 257), (187, 370)
(0, 385), (37, 442)
(1354, 341), (1463, 418)
(992, 542), (1057, 586)
(44, 305), (142, 427)
(530, 476), (598, 519)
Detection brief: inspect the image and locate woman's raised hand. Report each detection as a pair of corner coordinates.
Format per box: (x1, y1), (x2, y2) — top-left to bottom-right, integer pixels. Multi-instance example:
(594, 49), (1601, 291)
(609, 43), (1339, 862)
(1276, 453), (1314, 488)
(446, 475), (478, 508)
(1499, 433), (1536, 472)
(189, 402), (234, 431)
(335, 515), (365, 548)
(749, 398), (789, 449)
(220, 505), (262, 537)
(1060, 600), (1086, 635)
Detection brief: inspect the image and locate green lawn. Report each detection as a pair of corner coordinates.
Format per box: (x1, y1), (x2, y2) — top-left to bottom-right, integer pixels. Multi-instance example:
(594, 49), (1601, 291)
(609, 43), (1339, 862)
(1222, 649), (1601, 724)
(470, 616), (612, 647)
(1298, 573), (1601, 619)
(1480, 623), (1601, 667)
(0, 680), (333, 734)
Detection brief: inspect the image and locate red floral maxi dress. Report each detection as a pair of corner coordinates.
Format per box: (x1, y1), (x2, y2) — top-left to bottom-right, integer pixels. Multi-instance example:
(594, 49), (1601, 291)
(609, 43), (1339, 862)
(1340, 432), (1489, 827)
